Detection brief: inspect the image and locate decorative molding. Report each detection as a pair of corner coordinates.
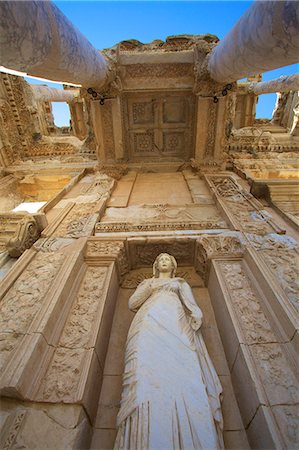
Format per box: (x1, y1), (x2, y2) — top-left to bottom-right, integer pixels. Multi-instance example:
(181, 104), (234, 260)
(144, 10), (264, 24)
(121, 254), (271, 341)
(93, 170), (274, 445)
(247, 233), (299, 312)
(86, 239), (130, 277)
(207, 175), (285, 235)
(39, 266), (108, 402)
(124, 63), (194, 79)
(0, 251), (65, 375)
(6, 215), (43, 257)
(1, 410), (27, 450)
(195, 232), (244, 281)
(205, 100), (218, 158)
(96, 220), (226, 233)
(0, 213), (46, 258)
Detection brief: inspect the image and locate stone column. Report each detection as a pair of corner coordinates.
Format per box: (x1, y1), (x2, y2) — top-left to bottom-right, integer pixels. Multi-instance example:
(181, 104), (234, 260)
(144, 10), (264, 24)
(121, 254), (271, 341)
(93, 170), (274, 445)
(208, 1), (299, 83)
(248, 74), (299, 95)
(0, 1), (111, 88)
(30, 85), (80, 103)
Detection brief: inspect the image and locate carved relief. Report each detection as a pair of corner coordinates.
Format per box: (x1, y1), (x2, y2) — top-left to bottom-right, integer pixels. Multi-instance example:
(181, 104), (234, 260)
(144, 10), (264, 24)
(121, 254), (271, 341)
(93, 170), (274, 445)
(97, 203), (227, 233)
(101, 102), (115, 160)
(0, 252), (65, 374)
(124, 64), (194, 78)
(124, 92), (195, 160)
(1, 410), (27, 450)
(208, 175), (280, 235)
(220, 261), (276, 343)
(86, 240), (129, 276)
(195, 233), (244, 281)
(6, 215), (43, 257)
(248, 233), (299, 311)
(40, 266), (108, 401)
(34, 237), (75, 252)
(52, 203), (99, 238)
(205, 101), (218, 158)
(97, 164), (128, 180)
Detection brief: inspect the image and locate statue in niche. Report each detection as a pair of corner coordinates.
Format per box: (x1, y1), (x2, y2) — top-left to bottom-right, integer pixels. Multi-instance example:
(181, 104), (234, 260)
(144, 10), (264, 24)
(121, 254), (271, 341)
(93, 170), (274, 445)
(114, 253), (224, 450)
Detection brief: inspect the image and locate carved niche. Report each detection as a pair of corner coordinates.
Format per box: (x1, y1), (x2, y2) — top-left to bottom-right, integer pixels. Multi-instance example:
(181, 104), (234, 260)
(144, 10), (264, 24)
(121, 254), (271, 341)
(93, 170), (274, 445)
(122, 92), (196, 160)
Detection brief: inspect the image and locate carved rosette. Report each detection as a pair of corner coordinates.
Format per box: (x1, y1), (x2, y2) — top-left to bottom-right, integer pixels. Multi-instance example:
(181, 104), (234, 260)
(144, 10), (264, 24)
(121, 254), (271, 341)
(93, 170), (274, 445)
(6, 215), (43, 257)
(195, 233), (244, 281)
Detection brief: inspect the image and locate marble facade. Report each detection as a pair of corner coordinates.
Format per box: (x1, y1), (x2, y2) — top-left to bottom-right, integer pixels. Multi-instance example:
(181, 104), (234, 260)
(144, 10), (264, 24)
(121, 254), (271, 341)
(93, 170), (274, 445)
(0, 1), (298, 449)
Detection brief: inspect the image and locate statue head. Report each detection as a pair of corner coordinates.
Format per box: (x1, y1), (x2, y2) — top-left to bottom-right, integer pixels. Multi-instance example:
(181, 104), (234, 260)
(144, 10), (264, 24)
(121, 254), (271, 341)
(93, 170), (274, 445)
(153, 253), (177, 278)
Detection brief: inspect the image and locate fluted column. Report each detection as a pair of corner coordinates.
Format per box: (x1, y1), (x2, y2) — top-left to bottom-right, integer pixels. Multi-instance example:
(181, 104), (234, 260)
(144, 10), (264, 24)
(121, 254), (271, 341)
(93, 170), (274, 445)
(0, 1), (111, 88)
(208, 1), (299, 83)
(247, 74), (299, 95)
(30, 85), (80, 103)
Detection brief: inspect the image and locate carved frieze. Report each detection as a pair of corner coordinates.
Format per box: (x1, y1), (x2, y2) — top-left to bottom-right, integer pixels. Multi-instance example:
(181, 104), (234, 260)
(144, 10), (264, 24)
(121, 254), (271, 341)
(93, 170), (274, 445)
(100, 102), (115, 160)
(86, 239), (129, 276)
(247, 233), (299, 311)
(97, 203), (227, 233)
(39, 266), (108, 402)
(195, 232), (244, 281)
(219, 261), (298, 405)
(205, 101), (218, 158)
(52, 203), (99, 238)
(124, 64), (194, 79)
(220, 261), (276, 344)
(207, 175), (284, 235)
(1, 410), (27, 450)
(0, 252), (65, 375)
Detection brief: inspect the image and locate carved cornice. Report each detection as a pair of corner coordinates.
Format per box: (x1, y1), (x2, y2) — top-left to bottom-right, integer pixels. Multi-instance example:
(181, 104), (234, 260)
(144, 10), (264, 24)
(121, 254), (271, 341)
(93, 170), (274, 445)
(195, 232), (244, 281)
(85, 239), (130, 277)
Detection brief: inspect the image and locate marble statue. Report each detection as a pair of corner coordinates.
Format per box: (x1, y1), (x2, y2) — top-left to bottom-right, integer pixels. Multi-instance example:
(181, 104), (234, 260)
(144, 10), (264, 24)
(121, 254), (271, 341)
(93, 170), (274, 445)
(114, 253), (224, 450)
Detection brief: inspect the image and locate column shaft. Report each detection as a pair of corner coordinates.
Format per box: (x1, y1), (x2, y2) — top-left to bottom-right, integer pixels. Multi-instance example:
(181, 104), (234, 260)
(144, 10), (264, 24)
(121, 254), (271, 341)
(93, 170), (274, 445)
(248, 74), (299, 95)
(30, 85), (80, 102)
(208, 1), (299, 83)
(0, 1), (110, 88)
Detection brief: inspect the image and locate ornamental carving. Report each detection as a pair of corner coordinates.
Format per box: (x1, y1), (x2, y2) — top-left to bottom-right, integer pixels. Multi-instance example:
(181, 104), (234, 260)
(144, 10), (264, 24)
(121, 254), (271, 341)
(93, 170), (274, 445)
(53, 203), (99, 238)
(97, 164), (128, 180)
(205, 101), (217, 158)
(248, 233), (299, 311)
(0, 252), (65, 375)
(1, 410), (27, 450)
(97, 203), (227, 233)
(6, 215), (43, 257)
(39, 267), (108, 401)
(101, 102), (115, 160)
(220, 261), (276, 344)
(124, 64), (194, 79)
(86, 240), (129, 277)
(219, 261), (298, 411)
(195, 233), (244, 281)
(34, 237), (75, 253)
(207, 175), (283, 235)
(0, 213), (45, 257)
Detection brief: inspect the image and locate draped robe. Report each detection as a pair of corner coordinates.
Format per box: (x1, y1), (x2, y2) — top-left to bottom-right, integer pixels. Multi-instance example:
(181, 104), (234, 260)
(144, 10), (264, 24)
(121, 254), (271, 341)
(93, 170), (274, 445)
(114, 277), (224, 450)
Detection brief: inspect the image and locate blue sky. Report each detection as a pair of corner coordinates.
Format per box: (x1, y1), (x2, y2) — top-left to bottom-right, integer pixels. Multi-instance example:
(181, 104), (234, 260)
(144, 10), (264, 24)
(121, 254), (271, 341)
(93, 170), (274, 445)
(26, 1), (298, 125)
